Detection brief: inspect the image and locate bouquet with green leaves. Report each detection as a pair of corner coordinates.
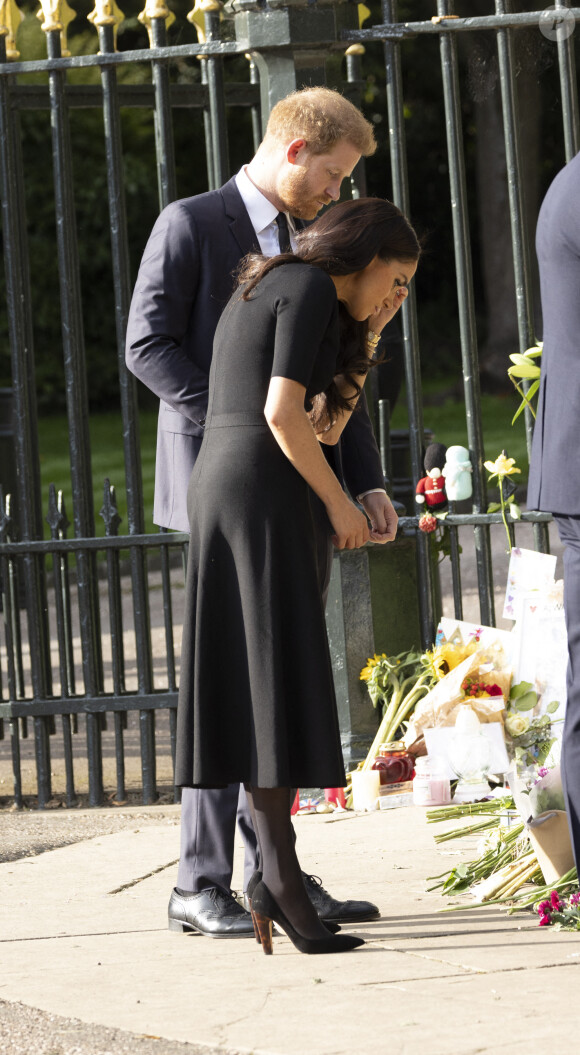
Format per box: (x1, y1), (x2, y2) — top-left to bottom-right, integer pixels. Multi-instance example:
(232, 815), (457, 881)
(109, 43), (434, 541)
(504, 680), (559, 768)
(359, 649), (432, 762)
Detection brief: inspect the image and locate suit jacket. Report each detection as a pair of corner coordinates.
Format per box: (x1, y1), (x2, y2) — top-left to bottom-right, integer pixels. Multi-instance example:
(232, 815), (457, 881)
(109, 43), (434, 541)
(126, 177), (385, 531)
(527, 151), (580, 516)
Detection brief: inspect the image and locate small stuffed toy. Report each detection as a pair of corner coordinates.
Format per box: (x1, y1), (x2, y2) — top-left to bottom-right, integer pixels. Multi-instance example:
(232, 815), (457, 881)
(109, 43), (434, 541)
(443, 445), (473, 502)
(415, 442), (448, 510)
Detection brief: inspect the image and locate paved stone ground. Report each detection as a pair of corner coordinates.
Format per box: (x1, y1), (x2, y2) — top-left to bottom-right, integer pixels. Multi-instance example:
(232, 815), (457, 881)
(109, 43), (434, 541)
(0, 805), (181, 865)
(0, 804), (243, 1055)
(1, 806), (579, 1055)
(0, 999), (239, 1055)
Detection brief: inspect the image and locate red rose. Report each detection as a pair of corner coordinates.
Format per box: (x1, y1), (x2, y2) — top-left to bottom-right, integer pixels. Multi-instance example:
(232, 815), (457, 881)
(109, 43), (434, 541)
(419, 513), (438, 533)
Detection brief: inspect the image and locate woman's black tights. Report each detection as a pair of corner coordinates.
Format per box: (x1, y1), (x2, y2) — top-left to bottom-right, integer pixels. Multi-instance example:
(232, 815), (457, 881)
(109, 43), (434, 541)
(244, 785), (330, 941)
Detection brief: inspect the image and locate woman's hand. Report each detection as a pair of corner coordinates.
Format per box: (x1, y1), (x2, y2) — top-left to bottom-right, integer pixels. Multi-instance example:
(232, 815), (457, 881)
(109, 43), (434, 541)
(327, 494), (370, 550)
(266, 377), (371, 543)
(368, 286), (409, 338)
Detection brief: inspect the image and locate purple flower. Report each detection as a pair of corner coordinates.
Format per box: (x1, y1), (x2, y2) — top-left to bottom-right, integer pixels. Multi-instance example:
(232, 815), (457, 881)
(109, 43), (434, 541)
(550, 890), (563, 910)
(539, 913), (552, 927)
(537, 766), (549, 778)
(538, 899), (552, 916)
(570, 892), (580, 907)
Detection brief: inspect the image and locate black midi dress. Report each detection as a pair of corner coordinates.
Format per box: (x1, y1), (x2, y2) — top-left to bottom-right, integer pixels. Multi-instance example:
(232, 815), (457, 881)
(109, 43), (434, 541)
(175, 262), (347, 790)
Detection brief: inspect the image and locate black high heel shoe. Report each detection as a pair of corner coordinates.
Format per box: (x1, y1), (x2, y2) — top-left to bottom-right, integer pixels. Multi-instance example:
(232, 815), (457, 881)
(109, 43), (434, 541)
(245, 871), (341, 940)
(250, 880), (365, 956)
(246, 871), (264, 944)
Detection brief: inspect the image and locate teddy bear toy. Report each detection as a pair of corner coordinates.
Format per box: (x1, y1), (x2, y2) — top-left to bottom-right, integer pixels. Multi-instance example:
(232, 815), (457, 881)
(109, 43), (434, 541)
(415, 442), (448, 510)
(442, 445), (473, 502)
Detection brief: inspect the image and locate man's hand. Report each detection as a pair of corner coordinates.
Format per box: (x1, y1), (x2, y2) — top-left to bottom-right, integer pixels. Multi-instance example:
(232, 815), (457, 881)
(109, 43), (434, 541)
(361, 491), (398, 543)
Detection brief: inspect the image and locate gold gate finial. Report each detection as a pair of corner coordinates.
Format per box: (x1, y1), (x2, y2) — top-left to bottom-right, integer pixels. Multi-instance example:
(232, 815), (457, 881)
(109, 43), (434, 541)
(0, 0), (25, 59)
(187, 0), (222, 60)
(37, 0), (77, 57)
(137, 0), (176, 45)
(88, 0), (125, 50)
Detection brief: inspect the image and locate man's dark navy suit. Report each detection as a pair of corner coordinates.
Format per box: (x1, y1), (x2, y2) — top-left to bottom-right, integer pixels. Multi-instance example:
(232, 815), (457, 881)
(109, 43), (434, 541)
(126, 177), (385, 893)
(528, 149), (580, 874)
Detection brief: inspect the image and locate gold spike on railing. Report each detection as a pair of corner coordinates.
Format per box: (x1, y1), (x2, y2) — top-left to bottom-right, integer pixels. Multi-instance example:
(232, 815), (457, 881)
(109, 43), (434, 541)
(88, 0), (125, 50)
(0, 0), (24, 60)
(137, 0), (175, 46)
(37, 0), (77, 58)
(345, 44), (365, 56)
(187, 0), (222, 60)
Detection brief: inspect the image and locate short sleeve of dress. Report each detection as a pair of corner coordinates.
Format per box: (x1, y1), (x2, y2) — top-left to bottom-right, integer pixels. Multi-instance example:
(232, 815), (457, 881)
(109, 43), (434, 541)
(270, 265), (339, 393)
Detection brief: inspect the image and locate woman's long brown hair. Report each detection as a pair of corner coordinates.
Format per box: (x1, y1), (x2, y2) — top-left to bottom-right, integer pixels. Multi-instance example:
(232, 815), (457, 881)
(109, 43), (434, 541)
(237, 198), (421, 427)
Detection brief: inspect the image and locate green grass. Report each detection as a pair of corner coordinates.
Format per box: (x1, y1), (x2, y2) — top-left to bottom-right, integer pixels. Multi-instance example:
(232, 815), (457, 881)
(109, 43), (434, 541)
(37, 410), (159, 538)
(35, 386), (530, 539)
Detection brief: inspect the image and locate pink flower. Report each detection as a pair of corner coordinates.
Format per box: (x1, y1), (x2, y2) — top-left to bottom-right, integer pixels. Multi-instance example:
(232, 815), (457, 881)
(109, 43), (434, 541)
(538, 899), (552, 916)
(539, 913), (552, 927)
(570, 892), (580, 907)
(550, 890), (563, 910)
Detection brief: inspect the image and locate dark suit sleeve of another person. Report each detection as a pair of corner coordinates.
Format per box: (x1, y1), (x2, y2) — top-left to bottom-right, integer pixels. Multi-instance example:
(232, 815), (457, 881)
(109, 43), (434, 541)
(527, 151), (580, 515)
(337, 390), (385, 499)
(125, 200), (208, 425)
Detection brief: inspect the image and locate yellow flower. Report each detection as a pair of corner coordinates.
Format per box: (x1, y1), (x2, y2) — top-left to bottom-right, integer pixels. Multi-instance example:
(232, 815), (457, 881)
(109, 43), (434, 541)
(359, 653), (386, 682)
(423, 642), (476, 681)
(484, 452), (521, 478)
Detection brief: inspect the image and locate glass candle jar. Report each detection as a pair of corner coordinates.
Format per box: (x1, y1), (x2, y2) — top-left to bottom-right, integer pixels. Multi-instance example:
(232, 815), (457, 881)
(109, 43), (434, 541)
(371, 741), (415, 785)
(412, 755), (452, 806)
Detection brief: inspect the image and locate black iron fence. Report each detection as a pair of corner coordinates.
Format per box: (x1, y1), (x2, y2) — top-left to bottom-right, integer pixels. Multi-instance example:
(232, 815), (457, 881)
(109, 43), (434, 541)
(0, 1), (578, 807)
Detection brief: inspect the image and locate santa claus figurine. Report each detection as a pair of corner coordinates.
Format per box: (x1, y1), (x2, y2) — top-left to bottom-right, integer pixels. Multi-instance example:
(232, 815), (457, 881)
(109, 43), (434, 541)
(415, 442), (448, 511)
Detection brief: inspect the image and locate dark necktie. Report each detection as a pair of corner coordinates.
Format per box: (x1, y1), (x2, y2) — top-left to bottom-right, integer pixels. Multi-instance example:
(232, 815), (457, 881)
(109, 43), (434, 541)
(275, 211), (292, 253)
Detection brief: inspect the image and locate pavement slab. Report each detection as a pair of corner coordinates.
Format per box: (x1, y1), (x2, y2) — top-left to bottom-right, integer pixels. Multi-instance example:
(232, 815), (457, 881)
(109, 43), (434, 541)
(1, 804), (579, 1055)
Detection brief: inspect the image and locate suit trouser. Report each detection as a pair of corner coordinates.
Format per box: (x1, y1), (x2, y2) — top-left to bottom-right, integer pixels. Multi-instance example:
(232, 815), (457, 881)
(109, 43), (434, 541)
(177, 491), (334, 894)
(553, 515), (580, 873)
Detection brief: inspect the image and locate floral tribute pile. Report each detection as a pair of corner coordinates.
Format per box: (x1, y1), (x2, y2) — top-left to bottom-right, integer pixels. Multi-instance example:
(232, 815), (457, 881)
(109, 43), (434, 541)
(359, 630), (560, 770)
(356, 632), (580, 925)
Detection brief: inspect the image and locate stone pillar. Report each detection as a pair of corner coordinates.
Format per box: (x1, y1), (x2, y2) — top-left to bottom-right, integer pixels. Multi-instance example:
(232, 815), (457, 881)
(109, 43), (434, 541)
(227, 0), (359, 121)
(326, 538), (442, 770)
(325, 548), (376, 771)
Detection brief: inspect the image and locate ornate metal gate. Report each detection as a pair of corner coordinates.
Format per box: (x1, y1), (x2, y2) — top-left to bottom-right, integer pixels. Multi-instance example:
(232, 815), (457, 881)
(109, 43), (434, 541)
(0, 1), (577, 807)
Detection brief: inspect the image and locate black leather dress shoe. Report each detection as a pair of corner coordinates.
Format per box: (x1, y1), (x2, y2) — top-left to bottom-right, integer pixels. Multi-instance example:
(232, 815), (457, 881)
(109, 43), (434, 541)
(168, 887), (255, 938)
(301, 873), (380, 924)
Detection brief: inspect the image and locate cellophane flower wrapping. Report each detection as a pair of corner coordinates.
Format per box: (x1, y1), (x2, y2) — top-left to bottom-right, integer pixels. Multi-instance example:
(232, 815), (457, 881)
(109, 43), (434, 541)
(403, 644), (512, 747)
(528, 763), (566, 817)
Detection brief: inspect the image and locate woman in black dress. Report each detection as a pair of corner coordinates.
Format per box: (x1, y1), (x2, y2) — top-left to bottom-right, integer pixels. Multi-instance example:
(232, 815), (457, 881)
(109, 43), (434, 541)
(176, 198), (420, 954)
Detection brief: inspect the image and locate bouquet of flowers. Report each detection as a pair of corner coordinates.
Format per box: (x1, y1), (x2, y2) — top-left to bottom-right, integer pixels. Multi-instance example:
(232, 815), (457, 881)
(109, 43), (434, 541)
(359, 649), (432, 766)
(503, 681), (558, 768)
(403, 641), (511, 745)
(537, 889), (580, 929)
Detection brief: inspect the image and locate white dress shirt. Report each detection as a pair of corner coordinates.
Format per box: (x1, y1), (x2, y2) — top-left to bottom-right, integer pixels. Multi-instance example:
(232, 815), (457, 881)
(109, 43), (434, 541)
(235, 166), (297, 255)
